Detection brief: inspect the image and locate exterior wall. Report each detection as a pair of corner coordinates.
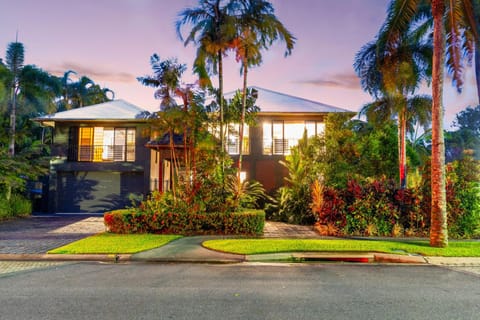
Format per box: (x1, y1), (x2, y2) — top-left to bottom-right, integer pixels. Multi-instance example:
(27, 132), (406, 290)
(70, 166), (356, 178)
(48, 121), (150, 213)
(233, 114), (325, 193)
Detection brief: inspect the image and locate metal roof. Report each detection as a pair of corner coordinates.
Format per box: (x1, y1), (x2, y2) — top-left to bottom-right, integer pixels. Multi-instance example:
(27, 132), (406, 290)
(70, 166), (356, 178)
(224, 86), (354, 114)
(35, 99), (148, 121)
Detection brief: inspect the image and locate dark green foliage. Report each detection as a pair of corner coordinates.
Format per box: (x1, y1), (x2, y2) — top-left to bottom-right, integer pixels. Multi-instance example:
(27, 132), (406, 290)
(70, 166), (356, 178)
(270, 114), (399, 225)
(453, 105), (480, 136)
(0, 193), (32, 220)
(104, 208), (265, 236)
(313, 155), (480, 238)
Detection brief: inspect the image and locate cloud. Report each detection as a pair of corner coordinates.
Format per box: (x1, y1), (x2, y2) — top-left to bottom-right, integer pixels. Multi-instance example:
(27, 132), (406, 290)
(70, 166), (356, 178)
(47, 62), (136, 83)
(297, 71), (361, 90)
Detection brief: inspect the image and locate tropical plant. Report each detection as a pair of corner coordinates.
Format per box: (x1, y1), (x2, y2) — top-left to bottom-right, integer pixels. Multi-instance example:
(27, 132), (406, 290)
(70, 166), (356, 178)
(354, 22), (432, 189)
(5, 41), (24, 157)
(378, 0), (478, 247)
(176, 0), (238, 156)
(230, 0), (295, 179)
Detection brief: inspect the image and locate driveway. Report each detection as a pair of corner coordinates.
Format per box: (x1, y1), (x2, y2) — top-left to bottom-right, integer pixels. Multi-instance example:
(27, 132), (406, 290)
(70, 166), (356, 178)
(0, 214), (105, 254)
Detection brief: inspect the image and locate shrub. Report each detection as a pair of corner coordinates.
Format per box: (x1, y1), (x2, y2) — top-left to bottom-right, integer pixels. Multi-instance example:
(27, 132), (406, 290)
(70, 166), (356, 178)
(104, 209), (265, 236)
(0, 193), (32, 221)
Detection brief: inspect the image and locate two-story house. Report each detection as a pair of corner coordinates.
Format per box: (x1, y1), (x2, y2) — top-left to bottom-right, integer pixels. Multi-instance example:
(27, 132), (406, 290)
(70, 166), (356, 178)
(35, 87), (354, 213)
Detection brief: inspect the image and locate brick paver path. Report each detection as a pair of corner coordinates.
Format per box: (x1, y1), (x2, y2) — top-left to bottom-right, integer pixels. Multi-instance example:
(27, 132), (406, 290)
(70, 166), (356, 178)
(263, 221), (320, 238)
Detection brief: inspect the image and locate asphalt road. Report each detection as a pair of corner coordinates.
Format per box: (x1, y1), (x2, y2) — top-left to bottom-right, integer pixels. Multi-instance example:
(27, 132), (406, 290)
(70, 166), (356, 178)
(0, 262), (479, 320)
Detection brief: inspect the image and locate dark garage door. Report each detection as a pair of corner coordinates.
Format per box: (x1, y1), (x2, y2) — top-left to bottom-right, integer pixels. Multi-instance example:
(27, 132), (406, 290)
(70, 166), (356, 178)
(57, 171), (144, 213)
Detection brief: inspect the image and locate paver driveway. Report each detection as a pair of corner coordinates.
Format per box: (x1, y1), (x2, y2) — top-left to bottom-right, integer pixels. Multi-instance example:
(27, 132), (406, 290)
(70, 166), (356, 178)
(0, 214), (105, 254)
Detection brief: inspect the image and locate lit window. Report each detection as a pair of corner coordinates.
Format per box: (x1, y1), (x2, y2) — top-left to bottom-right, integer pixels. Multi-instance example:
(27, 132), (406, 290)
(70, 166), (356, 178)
(226, 123), (249, 155)
(263, 120), (324, 155)
(75, 127), (135, 162)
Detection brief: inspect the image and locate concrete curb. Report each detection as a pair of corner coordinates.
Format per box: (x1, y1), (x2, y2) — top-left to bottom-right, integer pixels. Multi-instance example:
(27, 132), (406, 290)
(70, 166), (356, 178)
(373, 253), (427, 264)
(0, 253), (131, 263)
(3, 252), (480, 266)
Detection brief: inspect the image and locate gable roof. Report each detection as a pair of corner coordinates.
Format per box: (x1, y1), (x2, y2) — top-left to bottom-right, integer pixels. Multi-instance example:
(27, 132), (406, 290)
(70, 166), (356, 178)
(35, 99), (148, 122)
(224, 86), (354, 114)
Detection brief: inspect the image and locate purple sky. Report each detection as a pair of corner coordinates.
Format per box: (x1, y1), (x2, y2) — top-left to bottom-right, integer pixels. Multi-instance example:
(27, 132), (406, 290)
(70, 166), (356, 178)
(0, 0), (477, 128)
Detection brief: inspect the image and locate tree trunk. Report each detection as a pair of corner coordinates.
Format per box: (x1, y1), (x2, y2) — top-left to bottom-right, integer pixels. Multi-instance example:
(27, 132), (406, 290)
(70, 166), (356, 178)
(399, 107), (407, 189)
(430, 0), (448, 247)
(238, 58), (248, 181)
(8, 87), (16, 157)
(218, 51), (225, 155)
(475, 0), (480, 102)
(475, 42), (480, 102)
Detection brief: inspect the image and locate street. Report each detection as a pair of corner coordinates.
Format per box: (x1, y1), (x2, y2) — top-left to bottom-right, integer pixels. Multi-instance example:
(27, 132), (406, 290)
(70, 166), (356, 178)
(0, 262), (479, 320)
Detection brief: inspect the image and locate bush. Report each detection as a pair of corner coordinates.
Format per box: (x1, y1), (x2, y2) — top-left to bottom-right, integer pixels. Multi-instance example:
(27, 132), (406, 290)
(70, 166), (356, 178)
(0, 193), (32, 220)
(104, 209), (265, 236)
(313, 178), (425, 237)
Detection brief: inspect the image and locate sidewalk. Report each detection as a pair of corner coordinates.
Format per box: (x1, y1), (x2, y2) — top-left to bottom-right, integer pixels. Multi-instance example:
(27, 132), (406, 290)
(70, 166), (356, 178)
(0, 215), (479, 265)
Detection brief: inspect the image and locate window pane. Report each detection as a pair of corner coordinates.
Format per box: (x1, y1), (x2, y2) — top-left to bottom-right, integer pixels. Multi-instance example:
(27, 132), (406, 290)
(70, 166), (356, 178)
(284, 122), (305, 154)
(126, 128), (136, 161)
(102, 128), (114, 160)
(305, 121), (316, 137)
(262, 122), (272, 154)
(78, 127), (93, 161)
(114, 128), (126, 161)
(273, 121), (286, 154)
(317, 122), (325, 136)
(227, 123), (239, 154)
(93, 127), (104, 162)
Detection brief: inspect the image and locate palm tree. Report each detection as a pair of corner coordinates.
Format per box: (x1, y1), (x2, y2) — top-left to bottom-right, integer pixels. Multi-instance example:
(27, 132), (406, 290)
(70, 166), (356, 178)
(231, 0), (295, 178)
(354, 26), (432, 189)
(138, 55), (195, 199)
(5, 41), (24, 157)
(473, 1), (480, 101)
(379, 0), (478, 247)
(176, 0), (238, 155)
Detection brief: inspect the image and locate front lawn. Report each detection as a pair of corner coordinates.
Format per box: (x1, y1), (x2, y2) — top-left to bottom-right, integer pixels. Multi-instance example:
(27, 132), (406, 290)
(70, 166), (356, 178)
(49, 233), (182, 254)
(202, 239), (480, 257)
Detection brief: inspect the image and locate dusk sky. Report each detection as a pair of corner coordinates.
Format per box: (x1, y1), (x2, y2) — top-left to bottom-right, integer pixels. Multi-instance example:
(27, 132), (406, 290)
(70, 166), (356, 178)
(0, 0), (478, 128)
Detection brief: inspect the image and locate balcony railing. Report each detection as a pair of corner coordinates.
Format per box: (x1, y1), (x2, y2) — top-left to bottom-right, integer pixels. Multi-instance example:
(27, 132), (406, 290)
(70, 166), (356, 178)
(67, 144), (135, 162)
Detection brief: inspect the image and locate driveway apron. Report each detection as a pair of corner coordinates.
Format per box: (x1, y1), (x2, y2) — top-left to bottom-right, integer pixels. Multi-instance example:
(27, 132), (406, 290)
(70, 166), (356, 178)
(0, 214), (105, 254)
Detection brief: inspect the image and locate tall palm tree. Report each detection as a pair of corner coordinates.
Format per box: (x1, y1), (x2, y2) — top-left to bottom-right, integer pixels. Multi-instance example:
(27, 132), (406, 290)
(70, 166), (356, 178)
(232, 0), (295, 178)
(138, 55), (193, 199)
(379, 0), (478, 247)
(354, 26), (432, 189)
(176, 0), (238, 155)
(5, 41), (24, 157)
(474, 1), (480, 101)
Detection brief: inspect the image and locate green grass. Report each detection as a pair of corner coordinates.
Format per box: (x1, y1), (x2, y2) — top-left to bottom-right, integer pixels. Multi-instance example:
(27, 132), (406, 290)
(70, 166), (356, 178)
(49, 233), (182, 254)
(203, 239), (480, 257)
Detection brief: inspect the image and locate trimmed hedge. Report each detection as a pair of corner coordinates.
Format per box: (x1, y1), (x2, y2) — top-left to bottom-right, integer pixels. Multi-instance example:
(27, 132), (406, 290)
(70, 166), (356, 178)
(104, 209), (265, 236)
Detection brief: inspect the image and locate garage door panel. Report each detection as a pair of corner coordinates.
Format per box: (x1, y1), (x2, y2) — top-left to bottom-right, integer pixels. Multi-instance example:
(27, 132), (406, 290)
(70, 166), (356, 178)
(57, 171), (143, 213)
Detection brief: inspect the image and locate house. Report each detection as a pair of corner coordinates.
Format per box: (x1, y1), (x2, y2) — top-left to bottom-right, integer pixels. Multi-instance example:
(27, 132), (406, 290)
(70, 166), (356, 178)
(221, 86), (354, 192)
(34, 100), (151, 213)
(36, 88), (354, 213)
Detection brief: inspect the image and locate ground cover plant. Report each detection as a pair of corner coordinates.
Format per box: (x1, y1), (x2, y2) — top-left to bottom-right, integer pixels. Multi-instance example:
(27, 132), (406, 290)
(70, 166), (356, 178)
(48, 233), (182, 254)
(203, 238), (480, 257)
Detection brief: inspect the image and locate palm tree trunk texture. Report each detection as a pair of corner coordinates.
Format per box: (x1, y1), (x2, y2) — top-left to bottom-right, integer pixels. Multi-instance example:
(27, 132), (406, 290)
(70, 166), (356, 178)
(475, 45), (480, 102)
(399, 107), (407, 189)
(218, 51), (225, 156)
(238, 57), (248, 181)
(8, 91), (16, 157)
(430, 0), (448, 247)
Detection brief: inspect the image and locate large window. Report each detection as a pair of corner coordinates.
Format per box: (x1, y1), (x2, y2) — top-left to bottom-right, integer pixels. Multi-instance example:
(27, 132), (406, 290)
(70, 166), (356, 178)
(263, 120), (324, 155)
(69, 127), (135, 162)
(226, 123), (249, 155)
